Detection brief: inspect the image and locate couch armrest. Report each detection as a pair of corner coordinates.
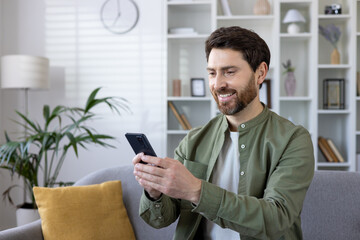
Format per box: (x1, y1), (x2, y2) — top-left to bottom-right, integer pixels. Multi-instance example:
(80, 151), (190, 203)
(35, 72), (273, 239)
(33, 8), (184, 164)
(0, 220), (43, 240)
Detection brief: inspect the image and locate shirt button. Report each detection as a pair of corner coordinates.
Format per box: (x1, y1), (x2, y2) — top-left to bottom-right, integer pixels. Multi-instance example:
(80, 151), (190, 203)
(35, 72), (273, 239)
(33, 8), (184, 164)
(241, 144), (245, 149)
(241, 124), (245, 128)
(240, 171), (245, 176)
(158, 216), (163, 220)
(155, 204), (161, 208)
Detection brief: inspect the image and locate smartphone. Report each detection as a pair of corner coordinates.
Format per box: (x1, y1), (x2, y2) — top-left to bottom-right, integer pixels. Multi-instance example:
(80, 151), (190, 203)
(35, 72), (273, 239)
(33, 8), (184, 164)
(125, 133), (157, 158)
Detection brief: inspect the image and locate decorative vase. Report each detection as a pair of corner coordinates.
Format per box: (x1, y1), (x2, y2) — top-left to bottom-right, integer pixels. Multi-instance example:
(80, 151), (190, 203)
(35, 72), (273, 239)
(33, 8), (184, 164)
(16, 207), (40, 226)
(253, 0), (271, 15)
(285, 72), (296, 96)
(172, 79), (181, 96)
(331, 48), (340, 64)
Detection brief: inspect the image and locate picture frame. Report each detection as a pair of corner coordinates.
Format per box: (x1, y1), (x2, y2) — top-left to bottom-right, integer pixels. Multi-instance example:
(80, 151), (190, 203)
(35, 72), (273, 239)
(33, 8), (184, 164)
(191, 78), (206, 97)
(259, 79), (272, 108)
(323, 78), (345, 109)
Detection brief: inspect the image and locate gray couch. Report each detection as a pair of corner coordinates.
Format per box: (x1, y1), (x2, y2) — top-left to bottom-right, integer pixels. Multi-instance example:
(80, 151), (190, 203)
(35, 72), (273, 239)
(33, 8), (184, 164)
(0, 166), (359, 240)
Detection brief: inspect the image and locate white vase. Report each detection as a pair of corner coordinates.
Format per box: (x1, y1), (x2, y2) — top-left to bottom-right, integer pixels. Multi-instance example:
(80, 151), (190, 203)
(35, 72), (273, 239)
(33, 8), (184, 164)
(16, 207), (40, 226)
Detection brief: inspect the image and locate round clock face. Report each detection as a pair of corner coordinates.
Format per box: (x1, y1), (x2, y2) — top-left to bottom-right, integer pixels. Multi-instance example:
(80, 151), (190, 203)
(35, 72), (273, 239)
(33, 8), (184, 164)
(100, 0), (139, 34)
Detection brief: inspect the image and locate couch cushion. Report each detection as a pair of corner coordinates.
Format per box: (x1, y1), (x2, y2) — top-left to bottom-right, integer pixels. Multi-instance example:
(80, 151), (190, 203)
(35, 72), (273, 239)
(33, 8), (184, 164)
(301, 171), (360, 240)
(33, 180), (135, 240)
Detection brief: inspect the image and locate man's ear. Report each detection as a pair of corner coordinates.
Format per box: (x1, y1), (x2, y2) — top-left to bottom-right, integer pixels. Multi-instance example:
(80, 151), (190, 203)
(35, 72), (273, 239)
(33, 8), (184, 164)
(256, 62), (268, 85)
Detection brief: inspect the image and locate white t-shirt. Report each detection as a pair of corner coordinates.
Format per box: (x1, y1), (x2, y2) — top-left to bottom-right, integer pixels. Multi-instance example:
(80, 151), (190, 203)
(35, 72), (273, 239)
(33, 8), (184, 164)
(203, 131), (240, 239)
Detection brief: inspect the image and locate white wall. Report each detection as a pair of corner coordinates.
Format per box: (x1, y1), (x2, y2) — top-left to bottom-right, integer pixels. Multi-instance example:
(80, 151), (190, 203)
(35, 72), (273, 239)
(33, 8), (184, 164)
(0, 0), (165, 229)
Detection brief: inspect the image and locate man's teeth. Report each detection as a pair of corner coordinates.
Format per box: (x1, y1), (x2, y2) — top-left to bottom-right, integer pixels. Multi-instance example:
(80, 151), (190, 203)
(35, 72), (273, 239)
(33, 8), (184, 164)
(219, 93), (233, 97)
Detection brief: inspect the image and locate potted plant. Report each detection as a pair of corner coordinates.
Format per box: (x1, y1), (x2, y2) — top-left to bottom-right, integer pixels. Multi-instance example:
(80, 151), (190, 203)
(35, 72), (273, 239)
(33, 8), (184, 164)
(0, 87), (129, 225)
(319, 24), (341, 64)
(282, 59), (296, 96)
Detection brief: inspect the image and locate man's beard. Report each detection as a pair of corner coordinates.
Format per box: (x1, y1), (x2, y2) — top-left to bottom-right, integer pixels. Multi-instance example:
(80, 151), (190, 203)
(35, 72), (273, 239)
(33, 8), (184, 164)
(212, 75), (257, 115)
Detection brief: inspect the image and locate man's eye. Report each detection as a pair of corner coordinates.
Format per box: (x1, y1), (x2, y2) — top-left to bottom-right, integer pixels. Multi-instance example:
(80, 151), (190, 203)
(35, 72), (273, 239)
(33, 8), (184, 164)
(225, 71), (235, 76)
(208, 72), (215, 77)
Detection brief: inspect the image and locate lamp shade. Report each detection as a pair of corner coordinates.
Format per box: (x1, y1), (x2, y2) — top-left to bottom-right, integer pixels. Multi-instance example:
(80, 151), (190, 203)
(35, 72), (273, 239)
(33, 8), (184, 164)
(283, 9), (306, 23)
(1, 55), (49, 89)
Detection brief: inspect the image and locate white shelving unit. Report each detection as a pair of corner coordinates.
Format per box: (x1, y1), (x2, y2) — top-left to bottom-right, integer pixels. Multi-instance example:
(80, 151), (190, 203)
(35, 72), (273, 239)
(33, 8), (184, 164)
(165, 0), (359, 172)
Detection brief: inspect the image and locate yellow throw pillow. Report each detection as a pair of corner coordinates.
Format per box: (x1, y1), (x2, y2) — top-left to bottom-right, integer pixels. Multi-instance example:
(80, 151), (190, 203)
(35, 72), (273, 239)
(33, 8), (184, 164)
(33, 180), (135, 240)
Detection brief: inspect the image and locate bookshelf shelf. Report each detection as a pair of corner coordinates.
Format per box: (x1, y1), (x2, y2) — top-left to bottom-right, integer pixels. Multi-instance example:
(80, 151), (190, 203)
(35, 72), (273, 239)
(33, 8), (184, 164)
(279, 96), (312, 101)
(318, 64), (351, 69)
(317, 110), (351, 114)
(280, 0), (312, 3)
(318, 14), (351, 21)
(167, 96), (212, 101)
(317, 162), (351, 167)
(280, 33), (311, 39)
(217, 15), (274, 20)
(167, 1), (212, 6)
(167, 130), (189, 135)
(167, 34), (209, 39)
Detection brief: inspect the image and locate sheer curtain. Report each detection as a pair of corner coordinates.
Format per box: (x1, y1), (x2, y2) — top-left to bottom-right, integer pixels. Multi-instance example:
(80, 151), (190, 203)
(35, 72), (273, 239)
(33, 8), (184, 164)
(44, 0), (165, 179)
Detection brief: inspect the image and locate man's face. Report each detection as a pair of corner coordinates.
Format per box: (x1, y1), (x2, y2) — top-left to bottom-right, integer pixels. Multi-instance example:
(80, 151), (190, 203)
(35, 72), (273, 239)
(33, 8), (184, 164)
(207, 48), (258, 115)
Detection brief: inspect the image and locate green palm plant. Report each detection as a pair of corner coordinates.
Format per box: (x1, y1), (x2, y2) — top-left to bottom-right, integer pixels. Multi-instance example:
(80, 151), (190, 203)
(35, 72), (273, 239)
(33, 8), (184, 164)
(0, 87), (129, 208)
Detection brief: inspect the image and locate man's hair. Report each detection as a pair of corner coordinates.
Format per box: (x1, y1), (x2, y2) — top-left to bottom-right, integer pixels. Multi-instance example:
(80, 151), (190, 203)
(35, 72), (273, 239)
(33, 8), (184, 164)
(205, 26), (271, 72)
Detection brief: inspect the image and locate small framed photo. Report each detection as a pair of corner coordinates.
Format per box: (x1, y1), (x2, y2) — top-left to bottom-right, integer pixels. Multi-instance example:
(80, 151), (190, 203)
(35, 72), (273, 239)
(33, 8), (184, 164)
(259, 79), (272, 108)
(191, 78), (206, 97)
(323, 78), (345, 109)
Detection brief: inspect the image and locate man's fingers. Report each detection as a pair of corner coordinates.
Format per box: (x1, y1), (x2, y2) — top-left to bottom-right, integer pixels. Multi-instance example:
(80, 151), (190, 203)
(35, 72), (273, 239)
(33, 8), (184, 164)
(132, 152), (144, 165)
(140, 155), (161, 166)
(138, 177), (164, 193)
(135, 167), (163, 183)
(140, 155), (174, 169)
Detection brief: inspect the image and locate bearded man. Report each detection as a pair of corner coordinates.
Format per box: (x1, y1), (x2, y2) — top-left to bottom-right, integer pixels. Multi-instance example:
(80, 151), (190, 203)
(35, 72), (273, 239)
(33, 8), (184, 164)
(133, 26), (314, 240)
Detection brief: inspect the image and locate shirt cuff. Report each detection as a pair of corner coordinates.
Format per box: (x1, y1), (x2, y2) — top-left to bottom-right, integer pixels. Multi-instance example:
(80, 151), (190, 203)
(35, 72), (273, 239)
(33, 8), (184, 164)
(192, 180), (224, 220)
(144, 190), (163, 202)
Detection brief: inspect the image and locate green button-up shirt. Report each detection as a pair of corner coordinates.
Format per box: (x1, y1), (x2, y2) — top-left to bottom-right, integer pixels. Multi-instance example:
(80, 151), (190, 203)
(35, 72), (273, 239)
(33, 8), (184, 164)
(140, 106), (315, 240)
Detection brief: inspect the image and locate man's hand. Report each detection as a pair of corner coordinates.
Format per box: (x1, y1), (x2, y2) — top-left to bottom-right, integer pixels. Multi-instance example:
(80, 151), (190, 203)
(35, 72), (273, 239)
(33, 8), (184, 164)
(132, 153), (162, 200)
(132, 153), (202, 204)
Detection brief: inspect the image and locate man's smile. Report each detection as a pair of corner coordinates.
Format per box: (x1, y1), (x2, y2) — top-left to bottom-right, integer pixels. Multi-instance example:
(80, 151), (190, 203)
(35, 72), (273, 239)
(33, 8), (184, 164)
(217, 92), (236, 102)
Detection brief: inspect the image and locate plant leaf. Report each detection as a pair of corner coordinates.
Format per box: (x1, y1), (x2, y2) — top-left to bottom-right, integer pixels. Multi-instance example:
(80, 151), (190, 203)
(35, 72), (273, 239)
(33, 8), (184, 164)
(65, 132), (78, 157)
(85, 87), (101, 113)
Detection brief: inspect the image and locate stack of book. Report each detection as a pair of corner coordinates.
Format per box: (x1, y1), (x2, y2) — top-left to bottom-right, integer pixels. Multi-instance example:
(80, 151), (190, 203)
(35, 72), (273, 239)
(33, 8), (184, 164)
(168, 101), (192, 130)
(318, 136), (345, 163)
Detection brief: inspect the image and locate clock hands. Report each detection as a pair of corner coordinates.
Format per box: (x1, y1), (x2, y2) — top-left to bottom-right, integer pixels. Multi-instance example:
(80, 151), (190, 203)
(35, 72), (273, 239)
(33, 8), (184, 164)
(112, 0), (121, 27)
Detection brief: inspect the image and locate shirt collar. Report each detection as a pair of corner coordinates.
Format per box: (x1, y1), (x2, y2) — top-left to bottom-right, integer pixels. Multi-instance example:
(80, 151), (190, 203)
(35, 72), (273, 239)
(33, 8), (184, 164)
(219, 104), (270, 133)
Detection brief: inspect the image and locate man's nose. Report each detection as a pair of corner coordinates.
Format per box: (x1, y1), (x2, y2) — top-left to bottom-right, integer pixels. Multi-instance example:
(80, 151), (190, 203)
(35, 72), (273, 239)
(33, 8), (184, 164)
(213, 74), (227, 90)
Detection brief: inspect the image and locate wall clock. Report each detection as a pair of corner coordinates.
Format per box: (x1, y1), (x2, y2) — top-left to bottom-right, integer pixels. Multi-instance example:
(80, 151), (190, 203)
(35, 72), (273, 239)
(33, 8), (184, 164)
(100, 0), (139, 34)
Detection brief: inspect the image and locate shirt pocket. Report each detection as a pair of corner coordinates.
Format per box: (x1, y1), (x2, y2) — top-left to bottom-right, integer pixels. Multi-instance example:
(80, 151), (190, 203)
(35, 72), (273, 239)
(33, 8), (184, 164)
(183, 159), (208, 180)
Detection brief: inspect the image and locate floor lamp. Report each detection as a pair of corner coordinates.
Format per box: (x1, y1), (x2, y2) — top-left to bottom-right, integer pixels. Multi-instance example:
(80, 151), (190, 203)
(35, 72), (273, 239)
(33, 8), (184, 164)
(1, 55), (49, 203)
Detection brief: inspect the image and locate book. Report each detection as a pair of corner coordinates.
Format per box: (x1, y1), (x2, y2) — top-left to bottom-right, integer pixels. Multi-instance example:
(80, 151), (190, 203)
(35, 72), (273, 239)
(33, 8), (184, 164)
(180, 114), (192, 130)
(220, 0), (232, 16)
(168, 101), (189, 130)
(318, 137), (338, 162)
(327, 139), (345, 163)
